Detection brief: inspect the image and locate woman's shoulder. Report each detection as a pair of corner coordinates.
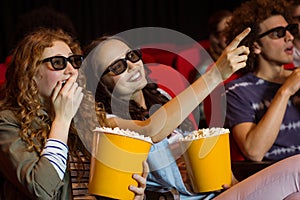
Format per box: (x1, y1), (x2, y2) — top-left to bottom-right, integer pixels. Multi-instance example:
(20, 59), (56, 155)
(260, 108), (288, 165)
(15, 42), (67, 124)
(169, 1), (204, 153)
(0, 109), (19, 124)
(0, 109), (21, 138)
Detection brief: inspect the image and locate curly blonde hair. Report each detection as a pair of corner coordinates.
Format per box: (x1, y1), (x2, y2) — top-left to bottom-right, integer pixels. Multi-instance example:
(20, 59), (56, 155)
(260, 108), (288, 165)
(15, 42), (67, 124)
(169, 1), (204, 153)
(0, 28), (108, 159)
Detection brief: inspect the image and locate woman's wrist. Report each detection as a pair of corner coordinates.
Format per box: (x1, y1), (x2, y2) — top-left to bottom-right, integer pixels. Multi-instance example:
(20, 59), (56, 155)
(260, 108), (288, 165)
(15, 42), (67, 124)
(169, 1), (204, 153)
(49, 118), (71, 143)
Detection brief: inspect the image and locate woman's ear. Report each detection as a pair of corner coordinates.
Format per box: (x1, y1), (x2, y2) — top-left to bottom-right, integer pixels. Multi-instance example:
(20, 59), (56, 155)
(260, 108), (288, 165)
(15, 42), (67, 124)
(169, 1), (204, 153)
(253, 41), (261, 54)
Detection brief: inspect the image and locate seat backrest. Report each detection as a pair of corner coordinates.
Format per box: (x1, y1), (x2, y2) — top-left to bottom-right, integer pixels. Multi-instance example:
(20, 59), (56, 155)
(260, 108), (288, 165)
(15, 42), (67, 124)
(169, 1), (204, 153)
(147, 64), (199, 130)
(203, 72), (242, 127)
(173, 47), (201, 84)
(172, 40), (212, 84)
(0, 56), (11, 87)
(0, 63), (7, 87)
(141, 46), (178, 67)
(203, 67), (244, 161)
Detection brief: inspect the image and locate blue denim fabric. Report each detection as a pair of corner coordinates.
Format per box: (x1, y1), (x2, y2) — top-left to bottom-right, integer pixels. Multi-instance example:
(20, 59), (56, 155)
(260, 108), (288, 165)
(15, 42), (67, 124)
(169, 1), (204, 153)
(146, 138), (216, 199)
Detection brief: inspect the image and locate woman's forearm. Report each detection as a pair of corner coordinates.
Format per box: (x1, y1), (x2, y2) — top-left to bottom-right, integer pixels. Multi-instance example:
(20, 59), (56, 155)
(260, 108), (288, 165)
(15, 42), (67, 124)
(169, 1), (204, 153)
(148, 66), (223, 142)
(111, 28), (250, 142)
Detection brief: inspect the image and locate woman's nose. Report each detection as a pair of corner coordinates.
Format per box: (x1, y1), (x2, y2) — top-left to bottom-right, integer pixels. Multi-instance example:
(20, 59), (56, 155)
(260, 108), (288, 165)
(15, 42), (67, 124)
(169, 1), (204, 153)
(127, 60), (136, 71)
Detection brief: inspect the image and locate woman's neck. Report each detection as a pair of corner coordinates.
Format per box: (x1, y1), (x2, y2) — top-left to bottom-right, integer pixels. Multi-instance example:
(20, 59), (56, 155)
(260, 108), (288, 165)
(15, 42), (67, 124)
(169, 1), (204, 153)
(131, 90), (147, 109)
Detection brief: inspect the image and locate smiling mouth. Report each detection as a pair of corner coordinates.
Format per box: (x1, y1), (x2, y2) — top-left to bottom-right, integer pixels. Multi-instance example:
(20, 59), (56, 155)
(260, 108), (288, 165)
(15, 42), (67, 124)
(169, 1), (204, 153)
(129, 71), (141, 82)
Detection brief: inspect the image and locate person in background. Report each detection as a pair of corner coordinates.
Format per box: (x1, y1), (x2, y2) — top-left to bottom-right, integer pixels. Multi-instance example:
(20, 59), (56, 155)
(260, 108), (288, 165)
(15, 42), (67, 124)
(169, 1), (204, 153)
(0, 28), (148, 200)
(224, 0), (300, 162)
(207, 9), (233, 62)
(290, 0), (300, 68)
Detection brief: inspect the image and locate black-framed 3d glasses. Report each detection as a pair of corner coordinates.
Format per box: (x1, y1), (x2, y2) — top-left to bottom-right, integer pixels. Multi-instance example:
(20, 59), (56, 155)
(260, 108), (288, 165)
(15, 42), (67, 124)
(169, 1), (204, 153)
(102, 49), (142, 76)
(293, 15), (300, 22)
(42, 55), (84, 70)
(259, 23), (299, 39)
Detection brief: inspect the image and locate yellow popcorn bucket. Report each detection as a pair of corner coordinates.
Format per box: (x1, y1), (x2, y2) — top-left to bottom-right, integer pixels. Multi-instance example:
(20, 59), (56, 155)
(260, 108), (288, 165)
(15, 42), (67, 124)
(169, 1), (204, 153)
(88, 130), (152, 200)
(180, 132), (231, 193)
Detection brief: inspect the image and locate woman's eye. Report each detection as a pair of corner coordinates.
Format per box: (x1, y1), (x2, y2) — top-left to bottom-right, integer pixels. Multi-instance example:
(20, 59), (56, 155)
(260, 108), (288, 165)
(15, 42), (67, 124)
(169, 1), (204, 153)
(52, 59), (63, 66)
(111, 63), (122, 71)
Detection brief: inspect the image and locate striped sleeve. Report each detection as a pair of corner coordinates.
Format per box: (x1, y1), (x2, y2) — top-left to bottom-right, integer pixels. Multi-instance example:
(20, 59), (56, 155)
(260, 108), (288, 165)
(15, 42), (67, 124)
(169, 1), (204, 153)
(41, 138), (69, 180)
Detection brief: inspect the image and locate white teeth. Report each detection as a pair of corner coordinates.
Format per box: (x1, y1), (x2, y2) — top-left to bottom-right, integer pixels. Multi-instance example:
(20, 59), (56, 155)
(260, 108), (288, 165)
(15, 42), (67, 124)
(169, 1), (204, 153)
(130, 72), (140, 81)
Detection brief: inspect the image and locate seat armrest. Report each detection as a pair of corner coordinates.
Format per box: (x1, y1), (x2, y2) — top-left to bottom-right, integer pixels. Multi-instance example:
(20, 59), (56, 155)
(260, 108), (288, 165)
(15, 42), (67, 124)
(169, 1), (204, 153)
(231, 160), (275, 181)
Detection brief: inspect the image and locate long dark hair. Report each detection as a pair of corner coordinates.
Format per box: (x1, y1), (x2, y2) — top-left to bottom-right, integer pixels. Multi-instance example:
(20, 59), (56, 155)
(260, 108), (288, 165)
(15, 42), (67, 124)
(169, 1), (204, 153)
(85, 35), (195, 132)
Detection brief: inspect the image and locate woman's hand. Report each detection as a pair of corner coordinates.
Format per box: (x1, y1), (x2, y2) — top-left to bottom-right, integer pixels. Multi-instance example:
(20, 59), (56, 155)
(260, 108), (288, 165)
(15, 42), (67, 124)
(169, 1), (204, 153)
(49, 73), (83, 143)
(215, 27), (251, 81)
(130, 160), (149, 200)
(51, 74), (83, 124)
(222, 171), (239, 190)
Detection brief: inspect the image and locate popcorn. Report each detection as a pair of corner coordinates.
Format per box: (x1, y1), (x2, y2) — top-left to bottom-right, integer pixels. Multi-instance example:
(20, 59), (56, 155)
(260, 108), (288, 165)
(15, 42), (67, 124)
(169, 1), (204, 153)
(180, 127), (229, 141)
(94, 127), (153, 144)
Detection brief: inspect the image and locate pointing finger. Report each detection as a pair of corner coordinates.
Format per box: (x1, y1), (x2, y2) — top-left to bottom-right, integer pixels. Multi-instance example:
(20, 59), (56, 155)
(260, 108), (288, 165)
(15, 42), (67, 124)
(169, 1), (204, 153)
(227, 27), (251, 50)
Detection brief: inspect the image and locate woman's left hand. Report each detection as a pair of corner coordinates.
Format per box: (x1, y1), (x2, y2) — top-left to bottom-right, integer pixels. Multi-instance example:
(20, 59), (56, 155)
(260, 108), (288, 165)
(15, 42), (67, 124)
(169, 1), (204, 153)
(130, 160), (149, 200)
(222, 172), (239, 190)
